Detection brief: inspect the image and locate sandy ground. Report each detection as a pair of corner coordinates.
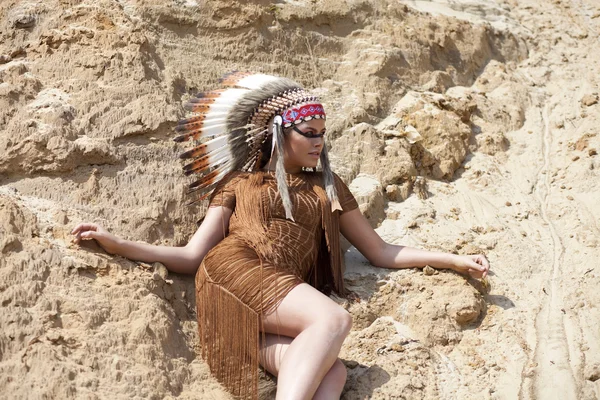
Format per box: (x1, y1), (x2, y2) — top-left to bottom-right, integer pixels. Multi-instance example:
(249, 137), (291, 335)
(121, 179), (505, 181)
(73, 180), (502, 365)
(1, 0), (599, 399)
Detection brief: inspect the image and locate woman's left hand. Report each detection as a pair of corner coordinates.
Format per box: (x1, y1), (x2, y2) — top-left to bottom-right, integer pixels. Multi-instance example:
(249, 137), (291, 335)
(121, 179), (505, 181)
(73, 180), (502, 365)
(450, 254), (490, 279)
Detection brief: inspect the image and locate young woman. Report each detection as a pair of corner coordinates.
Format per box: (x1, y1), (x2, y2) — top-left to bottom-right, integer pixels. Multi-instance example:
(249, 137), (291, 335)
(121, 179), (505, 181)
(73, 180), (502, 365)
(72, 73), (489, 400)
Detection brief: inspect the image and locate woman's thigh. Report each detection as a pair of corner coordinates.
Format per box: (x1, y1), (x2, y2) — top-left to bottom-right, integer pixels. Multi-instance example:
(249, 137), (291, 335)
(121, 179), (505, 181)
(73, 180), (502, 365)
(260, 334), (292, 376)
(261, 283), (351, 338)
(261, 334), (347, 382)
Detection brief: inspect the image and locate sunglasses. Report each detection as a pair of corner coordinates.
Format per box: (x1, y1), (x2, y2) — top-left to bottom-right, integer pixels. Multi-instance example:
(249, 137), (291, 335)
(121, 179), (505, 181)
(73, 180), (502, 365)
(292, 126), (326, 138)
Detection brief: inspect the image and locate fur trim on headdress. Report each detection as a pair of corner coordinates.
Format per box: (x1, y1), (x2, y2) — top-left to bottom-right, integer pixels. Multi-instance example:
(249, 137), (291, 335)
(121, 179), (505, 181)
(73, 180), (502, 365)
(319, 144), (342, 212)
(272, 116), (294, 220)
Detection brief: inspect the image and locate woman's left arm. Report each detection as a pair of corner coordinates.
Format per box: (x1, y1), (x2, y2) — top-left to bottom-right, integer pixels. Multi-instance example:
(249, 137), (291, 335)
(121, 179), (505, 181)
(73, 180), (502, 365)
(339, 209), (489, 279)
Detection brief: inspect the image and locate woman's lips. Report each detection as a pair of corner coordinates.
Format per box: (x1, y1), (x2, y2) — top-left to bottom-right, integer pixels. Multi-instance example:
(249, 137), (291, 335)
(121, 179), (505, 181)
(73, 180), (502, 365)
(308, 152), (320, 158)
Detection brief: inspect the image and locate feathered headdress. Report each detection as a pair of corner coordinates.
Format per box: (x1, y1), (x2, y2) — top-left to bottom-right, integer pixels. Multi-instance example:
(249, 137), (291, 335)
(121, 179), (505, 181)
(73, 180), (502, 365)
(175, 72), (340, 219)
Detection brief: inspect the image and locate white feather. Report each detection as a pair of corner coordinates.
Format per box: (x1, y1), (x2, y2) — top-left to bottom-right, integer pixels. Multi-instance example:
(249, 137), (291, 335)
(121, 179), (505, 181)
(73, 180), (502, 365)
(201, 103), (240, 111)
(203, 135), (229, 154)
(213, 168), (231, 181)
(201, 106), (233, 122)
(189, 163), (233, 192)
(197, 168), (231, 189)
(191, 111), (228, 119)
(235, 74), (280, 89)
(196, 123), (227, 137)
(186, 147), (231, 172)
(194, 141), (230, 160)
(192, 88), (250, 123)
(210, 88), (249, 106)
(186, 118), (228, 129)
(206, 138), (233, 166)
(205, 154), (231, 169)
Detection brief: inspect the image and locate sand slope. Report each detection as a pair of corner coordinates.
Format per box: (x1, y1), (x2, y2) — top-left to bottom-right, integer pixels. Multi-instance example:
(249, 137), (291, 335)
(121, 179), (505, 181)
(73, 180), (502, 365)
(0, 0), (599, 399)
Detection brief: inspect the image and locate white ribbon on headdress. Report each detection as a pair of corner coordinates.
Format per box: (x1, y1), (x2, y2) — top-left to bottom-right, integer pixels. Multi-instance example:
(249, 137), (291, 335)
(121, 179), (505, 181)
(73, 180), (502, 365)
(271, 115), (282, 158)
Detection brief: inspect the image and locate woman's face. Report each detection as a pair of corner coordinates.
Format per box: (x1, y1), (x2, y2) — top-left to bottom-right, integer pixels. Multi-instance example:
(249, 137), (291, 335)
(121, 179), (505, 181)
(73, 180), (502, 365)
(282, 119), (326, 173)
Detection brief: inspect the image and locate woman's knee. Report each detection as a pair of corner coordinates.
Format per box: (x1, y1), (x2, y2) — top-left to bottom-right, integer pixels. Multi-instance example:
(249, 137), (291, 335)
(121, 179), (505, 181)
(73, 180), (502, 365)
(317, 307), (353, 338)
(262, 284), (353, 338)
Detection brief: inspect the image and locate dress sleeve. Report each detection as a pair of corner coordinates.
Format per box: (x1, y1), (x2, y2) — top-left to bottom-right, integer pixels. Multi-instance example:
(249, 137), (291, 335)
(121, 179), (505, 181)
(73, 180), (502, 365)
(333, 173), (359, 214)
(208, 171), (246, 210)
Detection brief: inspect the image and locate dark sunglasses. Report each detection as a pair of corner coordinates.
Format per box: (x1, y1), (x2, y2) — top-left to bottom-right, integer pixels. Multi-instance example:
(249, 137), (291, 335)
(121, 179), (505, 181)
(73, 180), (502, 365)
(292, 126), (326, 138)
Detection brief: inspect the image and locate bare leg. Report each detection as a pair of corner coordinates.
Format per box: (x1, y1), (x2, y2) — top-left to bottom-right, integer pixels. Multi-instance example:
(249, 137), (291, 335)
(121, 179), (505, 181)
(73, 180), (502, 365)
(261, 283), (352, 400)
(261, 334), (347, 400)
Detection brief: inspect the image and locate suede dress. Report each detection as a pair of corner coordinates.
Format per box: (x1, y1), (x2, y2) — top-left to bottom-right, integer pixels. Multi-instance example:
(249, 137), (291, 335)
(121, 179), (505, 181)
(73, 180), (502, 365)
(195, 170), (358, 399)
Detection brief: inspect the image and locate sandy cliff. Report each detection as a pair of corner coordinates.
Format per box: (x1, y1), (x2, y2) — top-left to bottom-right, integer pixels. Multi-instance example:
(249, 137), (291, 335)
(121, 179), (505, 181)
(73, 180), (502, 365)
(0, 0), (599, 399)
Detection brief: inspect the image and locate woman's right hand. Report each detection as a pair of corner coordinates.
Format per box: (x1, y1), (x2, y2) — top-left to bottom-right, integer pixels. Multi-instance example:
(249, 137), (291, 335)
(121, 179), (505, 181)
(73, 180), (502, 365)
(71, 223), (122, 255)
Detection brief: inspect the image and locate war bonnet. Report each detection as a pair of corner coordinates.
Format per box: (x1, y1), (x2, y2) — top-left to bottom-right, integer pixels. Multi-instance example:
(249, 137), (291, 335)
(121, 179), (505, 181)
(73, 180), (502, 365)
(175, 72), (341, 219)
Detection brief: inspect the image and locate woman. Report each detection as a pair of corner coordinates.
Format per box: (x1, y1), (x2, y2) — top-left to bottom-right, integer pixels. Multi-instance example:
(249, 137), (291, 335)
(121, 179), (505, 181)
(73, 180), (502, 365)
(72, 73), (489, 400)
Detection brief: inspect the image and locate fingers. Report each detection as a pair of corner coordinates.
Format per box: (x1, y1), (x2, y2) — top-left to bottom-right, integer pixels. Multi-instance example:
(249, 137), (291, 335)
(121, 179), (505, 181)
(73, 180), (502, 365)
(467, 258), (486, 272)
(72, 230), (88, 244)
(74, 230), (103, 246)
(463, 255), (489, 279)
(71, 223), (98, 235)
(477, 254), (490, 278)
(80, 231), (100, 240)
(472, 255), (490, 278)
(71, 223), (101, 245)
(457, 255), (489, 280)
(480, 255), (490, 271)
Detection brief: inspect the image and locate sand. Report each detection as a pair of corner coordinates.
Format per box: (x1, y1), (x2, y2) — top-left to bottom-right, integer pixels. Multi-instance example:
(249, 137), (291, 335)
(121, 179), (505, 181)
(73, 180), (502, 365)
(0, 0), (599, 398)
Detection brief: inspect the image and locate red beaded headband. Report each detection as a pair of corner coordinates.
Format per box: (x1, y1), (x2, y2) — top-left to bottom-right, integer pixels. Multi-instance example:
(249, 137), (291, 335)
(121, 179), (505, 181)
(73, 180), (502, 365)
(281, 103), (326, 128)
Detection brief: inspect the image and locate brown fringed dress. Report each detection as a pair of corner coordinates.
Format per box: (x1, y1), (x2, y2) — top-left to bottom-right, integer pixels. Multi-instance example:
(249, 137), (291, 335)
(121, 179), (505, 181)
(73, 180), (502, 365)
(195, 170), (358, 399)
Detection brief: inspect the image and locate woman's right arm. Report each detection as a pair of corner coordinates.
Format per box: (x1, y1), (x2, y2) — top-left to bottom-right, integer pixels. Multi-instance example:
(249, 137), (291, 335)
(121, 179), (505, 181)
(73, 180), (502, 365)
(71, 206), (233, 274)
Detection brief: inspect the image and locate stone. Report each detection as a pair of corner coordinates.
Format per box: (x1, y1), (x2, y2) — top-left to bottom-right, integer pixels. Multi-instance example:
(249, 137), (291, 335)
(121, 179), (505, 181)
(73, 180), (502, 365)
(581, 94), (598, 106)
(349, 174), (385, 228)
